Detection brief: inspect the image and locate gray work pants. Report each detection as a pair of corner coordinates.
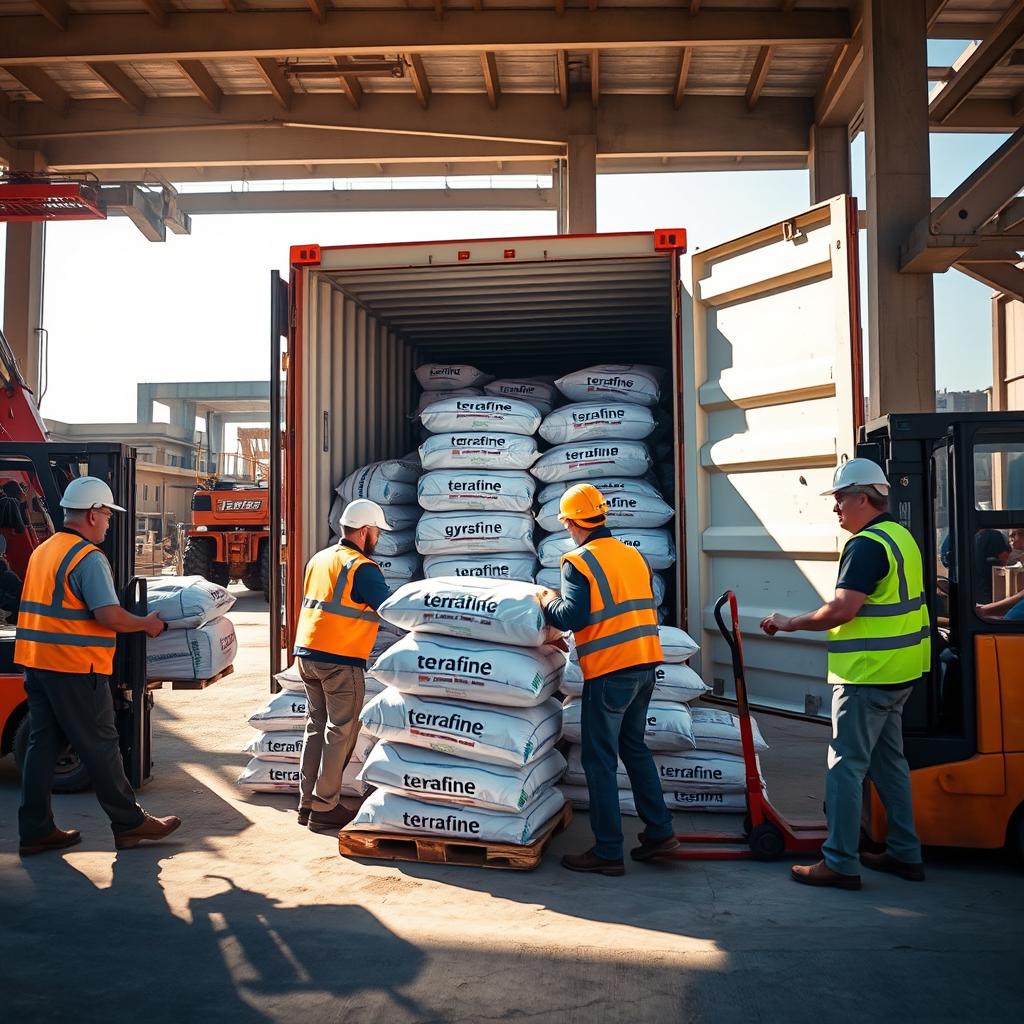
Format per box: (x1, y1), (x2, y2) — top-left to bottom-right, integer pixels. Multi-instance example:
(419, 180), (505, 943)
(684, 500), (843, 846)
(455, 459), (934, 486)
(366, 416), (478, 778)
(18, 669), (146, 843)
(297, 659), (364, 812)
(822, 683), (922, 875)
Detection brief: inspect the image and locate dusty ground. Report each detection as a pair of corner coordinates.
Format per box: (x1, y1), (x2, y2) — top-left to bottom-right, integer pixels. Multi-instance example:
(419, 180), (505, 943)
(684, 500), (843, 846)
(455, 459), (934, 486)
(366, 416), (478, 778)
(1, 587), (1021, 1023)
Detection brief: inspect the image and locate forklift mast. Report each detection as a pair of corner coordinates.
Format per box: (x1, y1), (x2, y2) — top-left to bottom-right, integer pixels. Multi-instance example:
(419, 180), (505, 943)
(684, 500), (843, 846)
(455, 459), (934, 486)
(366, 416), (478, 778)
(859, 412), (1024, 771)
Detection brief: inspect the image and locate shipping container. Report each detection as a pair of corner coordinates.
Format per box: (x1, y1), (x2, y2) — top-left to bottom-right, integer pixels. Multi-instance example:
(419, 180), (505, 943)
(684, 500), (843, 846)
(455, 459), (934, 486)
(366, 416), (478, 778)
(272, 196), (861, 719)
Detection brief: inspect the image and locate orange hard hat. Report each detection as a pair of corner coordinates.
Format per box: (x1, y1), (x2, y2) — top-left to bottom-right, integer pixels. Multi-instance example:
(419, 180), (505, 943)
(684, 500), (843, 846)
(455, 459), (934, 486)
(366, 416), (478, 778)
(558, 483), (609, 523)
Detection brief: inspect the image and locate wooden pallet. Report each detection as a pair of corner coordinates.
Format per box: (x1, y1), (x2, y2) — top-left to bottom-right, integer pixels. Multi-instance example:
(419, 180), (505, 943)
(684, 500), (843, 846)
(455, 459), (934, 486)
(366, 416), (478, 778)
(338, 802), (573, 871)
(148, 665), (235, 692)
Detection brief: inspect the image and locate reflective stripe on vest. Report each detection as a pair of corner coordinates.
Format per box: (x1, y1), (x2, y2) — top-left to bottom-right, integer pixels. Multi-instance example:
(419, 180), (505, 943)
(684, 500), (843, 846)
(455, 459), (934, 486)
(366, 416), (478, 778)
(294, 545), (380, 661)
(827, 521), (931, 686)
(564, 537), (662, 681)
(14, 533), (118, 675)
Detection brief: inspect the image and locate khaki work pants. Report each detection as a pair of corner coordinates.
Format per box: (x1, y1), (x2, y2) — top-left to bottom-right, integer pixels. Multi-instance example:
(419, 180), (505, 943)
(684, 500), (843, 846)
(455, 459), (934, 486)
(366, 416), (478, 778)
(296, 659), (365, 812)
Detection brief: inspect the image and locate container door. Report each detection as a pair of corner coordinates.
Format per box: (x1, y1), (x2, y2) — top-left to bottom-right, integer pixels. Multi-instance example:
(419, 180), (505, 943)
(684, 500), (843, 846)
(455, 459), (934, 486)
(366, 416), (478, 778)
(269, 270), (289, 687)
(683, 195), (862, 718)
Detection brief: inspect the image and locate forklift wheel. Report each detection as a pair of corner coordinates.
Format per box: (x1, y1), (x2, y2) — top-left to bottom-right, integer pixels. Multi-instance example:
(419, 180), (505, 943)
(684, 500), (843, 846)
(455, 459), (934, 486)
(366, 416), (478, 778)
(13, 715), (92, 794)
(748, 822), (786, 862)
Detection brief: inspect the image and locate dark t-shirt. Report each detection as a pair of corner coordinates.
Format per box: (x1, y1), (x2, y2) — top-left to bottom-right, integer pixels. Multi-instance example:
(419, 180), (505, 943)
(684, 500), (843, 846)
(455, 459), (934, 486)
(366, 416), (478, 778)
(835, 513), (920, 690)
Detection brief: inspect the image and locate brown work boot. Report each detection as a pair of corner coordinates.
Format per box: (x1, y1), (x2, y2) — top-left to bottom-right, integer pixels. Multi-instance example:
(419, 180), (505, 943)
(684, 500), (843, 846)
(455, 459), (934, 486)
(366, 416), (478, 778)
(791, 860), (862, 890)
(19, 827), (82, 857)
(297, 806), (311, 827)
(114, 814), (182, 850)
(308, 805), (356, 831)
(561, 849), (626, 877)
(630, 832), (681, 862)
(860, 851), (925, 881)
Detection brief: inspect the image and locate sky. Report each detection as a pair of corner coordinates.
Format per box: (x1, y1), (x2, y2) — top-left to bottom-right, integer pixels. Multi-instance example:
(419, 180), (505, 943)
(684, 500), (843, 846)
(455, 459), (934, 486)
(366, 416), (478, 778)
(0, 40), (1011, 426)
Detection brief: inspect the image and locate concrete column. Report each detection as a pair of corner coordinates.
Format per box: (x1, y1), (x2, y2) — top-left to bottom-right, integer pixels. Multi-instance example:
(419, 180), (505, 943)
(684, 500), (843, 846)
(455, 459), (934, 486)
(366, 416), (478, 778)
(566, 135), (597, 234)
(863, 0), (935, 418)
(136, 383), (156, 423)
(2, 152), (48, 396)
(808, 123), (852, 204)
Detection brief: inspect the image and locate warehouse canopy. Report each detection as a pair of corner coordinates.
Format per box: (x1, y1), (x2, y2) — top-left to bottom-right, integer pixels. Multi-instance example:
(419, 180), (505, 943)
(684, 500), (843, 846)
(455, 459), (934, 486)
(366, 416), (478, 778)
(1, 1), (1022, 182)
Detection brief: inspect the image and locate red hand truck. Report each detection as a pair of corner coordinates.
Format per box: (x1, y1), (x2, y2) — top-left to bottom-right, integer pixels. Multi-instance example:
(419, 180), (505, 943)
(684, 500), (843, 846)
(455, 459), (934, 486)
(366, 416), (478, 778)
(665, 590), (828, 861)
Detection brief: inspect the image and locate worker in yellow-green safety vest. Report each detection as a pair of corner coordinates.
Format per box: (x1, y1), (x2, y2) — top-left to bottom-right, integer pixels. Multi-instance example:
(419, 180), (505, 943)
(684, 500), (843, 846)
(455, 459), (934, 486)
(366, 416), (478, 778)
(760, 459), (928, 892)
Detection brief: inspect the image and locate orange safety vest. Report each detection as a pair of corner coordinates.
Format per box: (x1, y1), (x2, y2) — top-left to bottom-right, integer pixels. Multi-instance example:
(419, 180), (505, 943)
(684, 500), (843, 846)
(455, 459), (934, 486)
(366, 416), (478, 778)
(563, 536), (662, 681)
(294, 544), (381, 661)
(14, 532), (118, 675)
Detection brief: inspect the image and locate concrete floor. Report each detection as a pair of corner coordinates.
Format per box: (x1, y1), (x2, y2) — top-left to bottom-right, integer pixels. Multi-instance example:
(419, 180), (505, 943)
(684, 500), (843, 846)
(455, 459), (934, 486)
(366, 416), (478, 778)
(1, 587), (1021, 1023)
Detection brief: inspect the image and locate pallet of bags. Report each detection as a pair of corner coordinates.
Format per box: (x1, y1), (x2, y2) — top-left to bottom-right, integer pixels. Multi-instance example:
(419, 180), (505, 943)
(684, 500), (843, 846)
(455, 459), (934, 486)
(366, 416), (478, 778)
(342, 576), (570, 868)
(145, 614), (236, 683)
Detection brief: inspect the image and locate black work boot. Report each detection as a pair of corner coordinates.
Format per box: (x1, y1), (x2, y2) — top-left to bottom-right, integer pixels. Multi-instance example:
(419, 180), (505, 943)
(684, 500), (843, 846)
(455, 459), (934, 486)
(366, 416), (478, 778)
(561, 849), (625, 876)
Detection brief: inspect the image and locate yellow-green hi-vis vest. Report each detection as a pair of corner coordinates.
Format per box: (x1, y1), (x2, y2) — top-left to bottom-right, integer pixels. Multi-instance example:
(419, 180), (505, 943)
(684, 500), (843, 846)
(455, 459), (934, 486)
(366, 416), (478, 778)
(827, 520), (931, 686)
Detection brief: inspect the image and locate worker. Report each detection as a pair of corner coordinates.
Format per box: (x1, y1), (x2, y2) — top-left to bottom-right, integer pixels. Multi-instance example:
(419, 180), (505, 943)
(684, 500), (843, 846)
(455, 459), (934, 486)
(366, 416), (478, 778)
(16, 477), (180, 857)
(0, 554), (23, 620)
(760, 459), (928, 891)
(293, 498), (392, 831)
(538, 484), (677, 876)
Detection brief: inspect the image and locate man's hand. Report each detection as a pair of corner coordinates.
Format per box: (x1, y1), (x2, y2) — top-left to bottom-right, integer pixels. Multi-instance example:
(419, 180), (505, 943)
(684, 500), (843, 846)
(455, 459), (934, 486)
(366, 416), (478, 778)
(537, 587), (559, 609)
(143, 612), (166, 639)
(759, 612), (794, 637)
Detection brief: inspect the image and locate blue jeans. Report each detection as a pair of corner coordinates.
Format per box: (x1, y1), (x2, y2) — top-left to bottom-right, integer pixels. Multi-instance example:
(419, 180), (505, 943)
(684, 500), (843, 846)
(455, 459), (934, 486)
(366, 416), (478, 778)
(822, 683), (922, 875)
(580, 666), (675, 860)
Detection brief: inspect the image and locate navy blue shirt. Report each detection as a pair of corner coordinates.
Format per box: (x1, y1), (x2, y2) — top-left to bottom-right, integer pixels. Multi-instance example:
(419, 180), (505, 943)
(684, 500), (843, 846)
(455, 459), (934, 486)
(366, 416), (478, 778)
(293, 538), (389, 667)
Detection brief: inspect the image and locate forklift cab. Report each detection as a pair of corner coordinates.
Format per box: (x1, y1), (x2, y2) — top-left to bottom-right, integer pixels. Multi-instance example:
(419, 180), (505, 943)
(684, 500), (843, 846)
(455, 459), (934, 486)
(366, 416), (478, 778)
(859, 413), (1024, 854)
(0, 443), (151, 791)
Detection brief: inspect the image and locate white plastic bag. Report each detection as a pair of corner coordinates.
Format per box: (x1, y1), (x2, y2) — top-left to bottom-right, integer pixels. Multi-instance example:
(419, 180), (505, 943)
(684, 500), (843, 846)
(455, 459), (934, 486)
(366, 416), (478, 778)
(658, 625), (700, 663)
(146, 616), (236, 681)
(560, 660), (704, 703)
(664, 790), (747, 813)
(531, 439), (651, 484)
(417, 469), (536, 513)
(374, 551), (422, 579)
(484, 378), (557, 416)
(336, 461), (420, 505)
(373, 528), (417, 557)
(357, 741), (566, 814)
(653, 749), (757, 793)
(420, 396), (541, 437)
(329, 496), (420, 535)
(242, 731), (303, 762)
(414, 388), (482, 417)
(274, 662), (305, 693)
(378, 577), (551, 647)
(247, 689), (308, 732)
(419, 432), (539, 471)
(561, 696), (694, 751)
(539, 401), (655, 445)
(146, 575), (235, 629)
(559, 784), (638, 817)
(344, 786), (566, 845)
(371, 633), (563, 707)
(537, 528), (675, 570)
(555, 364), (663, 407)
(360, 689), (563, 768)
(423, 553), (538, 583)
(537, 476), (664, 505)
(535, 491), (674, 532)
(237, 757), (365, 796)
(689, 707), (768, 755)
(416, 511), (535, 556)
(416, 363), (494, 392)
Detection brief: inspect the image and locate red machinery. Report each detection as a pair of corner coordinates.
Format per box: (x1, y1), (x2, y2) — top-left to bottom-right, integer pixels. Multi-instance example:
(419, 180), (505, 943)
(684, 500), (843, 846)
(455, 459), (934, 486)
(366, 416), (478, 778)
(666, 591), (829, 862)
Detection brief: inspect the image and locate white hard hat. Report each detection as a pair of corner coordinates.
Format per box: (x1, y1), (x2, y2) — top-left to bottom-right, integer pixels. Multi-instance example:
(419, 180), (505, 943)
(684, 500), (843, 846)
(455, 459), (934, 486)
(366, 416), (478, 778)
(339, 498), (392, 531)
(821, 458), (890, 496)
(60, 476), (126, 513)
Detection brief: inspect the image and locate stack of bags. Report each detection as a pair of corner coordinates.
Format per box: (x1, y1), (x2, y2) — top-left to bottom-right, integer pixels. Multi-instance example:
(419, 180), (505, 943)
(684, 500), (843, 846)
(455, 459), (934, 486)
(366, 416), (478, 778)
(328, 455), (423, 593)
(347, 576), (567, 846)
(415, 365), (541, 583)
(237, 662), (382, 797)
(144, 575), (237, 681)
(530, 364), (677, 622)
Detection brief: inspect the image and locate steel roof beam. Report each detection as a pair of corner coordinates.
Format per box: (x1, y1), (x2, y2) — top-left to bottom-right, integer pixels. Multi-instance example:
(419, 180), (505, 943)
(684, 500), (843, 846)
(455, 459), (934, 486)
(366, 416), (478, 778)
(254, 57), (293, 110)
(481, 51), (500, 110)
(307, 0), (328, 22)
(2, 65), (70, 115)
(672, 48), (691, 109)
(0, 10), (851, 65)
(30, 0), (68, 32)
(815, 29), (862, 128)
(956, 261), (1024, 301)
(746, 45), (773, 110)
(556, 50), (569, 108)
(176, 59), (222, 111)
(406, 53), (431, 109)
(140, 0), (167, 25)
(177, 187), (555, 215)
(87, 62), (147, 113)
(929, 1), (1024, 124)
(590, 50), (599, 109)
